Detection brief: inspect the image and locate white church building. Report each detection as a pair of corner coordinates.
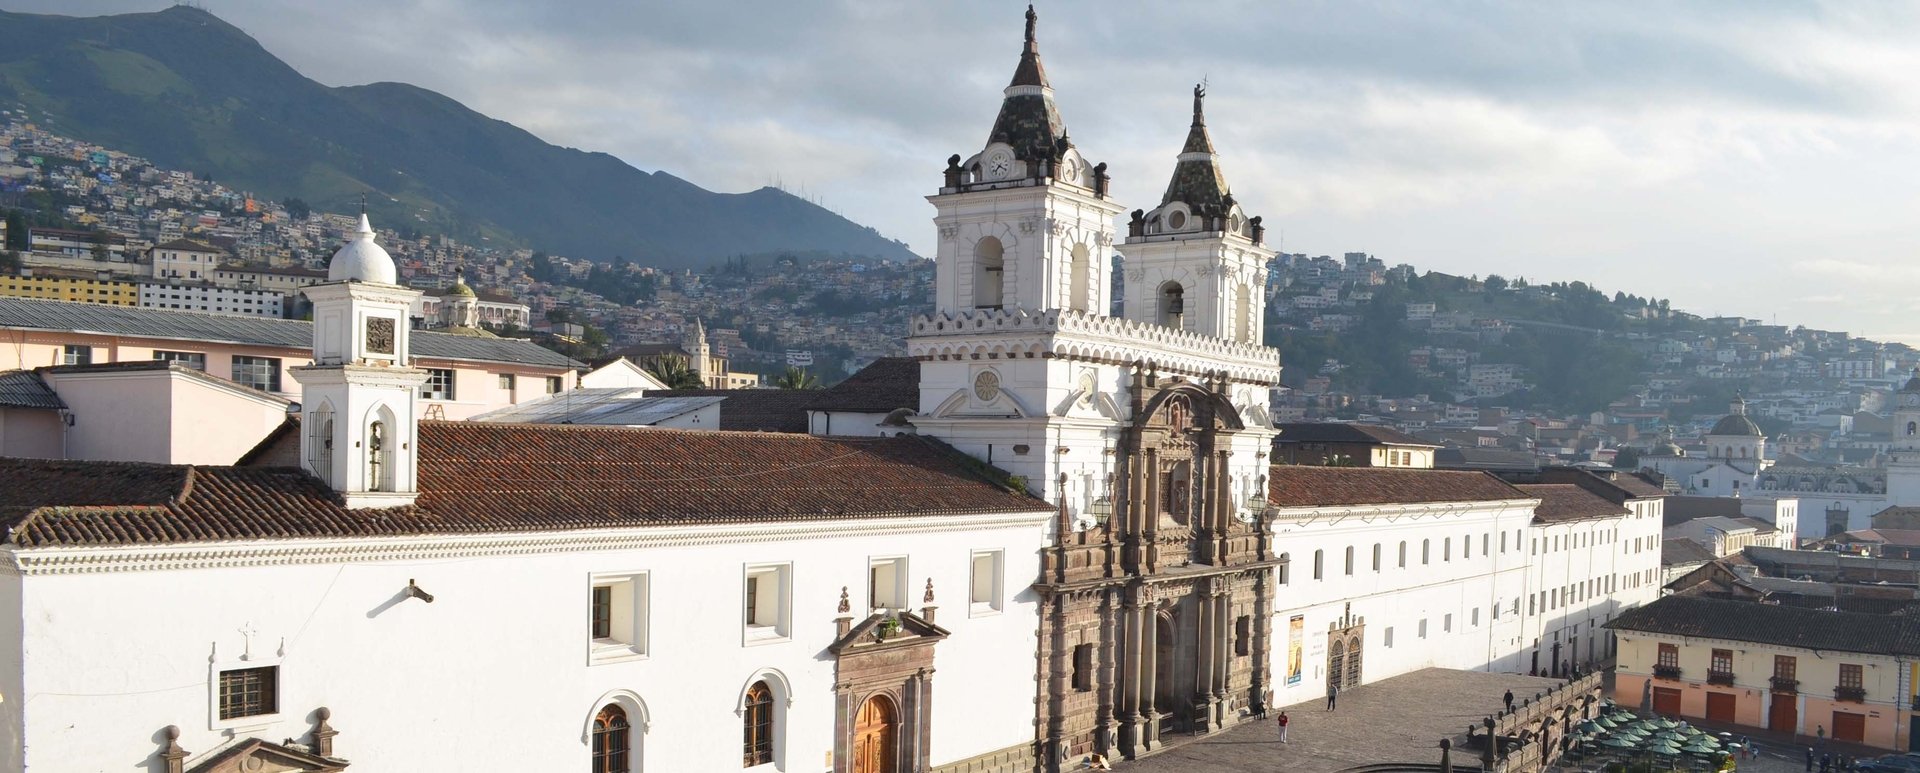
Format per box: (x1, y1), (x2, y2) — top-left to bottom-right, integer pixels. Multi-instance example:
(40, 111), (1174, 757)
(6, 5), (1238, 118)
(0, 8), (1668, 773)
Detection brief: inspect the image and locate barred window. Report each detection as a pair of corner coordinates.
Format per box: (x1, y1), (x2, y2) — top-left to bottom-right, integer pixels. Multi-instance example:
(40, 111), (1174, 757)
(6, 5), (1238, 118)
(1657, 643), (1679, 669)
(1840, 664), (1863, 689)
(743, 681), (774, 766)
(218, 666), (277, 720)
(592, 704), (631, 773)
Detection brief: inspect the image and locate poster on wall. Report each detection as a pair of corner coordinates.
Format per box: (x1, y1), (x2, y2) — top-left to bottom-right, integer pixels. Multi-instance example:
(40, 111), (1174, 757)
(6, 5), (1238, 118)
(1286, 615), (1304, 686)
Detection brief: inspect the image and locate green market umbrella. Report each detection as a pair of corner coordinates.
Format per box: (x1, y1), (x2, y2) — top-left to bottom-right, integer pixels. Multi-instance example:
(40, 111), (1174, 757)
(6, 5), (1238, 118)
(1601, 737), (1637, 749)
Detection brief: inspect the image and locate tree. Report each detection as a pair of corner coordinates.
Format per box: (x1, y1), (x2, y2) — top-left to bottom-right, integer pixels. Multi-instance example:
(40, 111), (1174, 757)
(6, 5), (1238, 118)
(1484, 274), (1508, 292)
(3, 210), (26, 250)
(1612, 447), (1641, 471)
(775, 366), (821, 390)
(88, 231), (110, 262)
(281, 197), (311, 220)
(644, 355), (705, 390)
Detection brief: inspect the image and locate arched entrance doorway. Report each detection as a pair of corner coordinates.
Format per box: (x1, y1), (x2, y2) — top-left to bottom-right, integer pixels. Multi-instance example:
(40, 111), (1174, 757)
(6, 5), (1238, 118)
(1329, 639), (1346, 689)
(853, 694), (897, 773)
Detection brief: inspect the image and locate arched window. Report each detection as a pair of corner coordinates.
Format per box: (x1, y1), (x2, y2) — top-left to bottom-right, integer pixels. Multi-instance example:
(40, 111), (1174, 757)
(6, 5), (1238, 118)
(1158, 281), (1185, 329)
(1908, 421), (1916, 436)
(592, 704), (631, 773)
(1068, 243), (1091, 312)
(1278, 553), (1290, 584)
(1422, 539), (1431, 565)
(1235, 282), (1254, 342)
(1398, 541), (1407, 568)
(1343, 546), (1354, 575)
(1312, 549), (1324, 579)
(1372, 543), (1382, 572)
(367, 419), (388, 492)
(308, 404), (334, 483)
(743, 681), (775, 767)
(973, 238), (1005, 310)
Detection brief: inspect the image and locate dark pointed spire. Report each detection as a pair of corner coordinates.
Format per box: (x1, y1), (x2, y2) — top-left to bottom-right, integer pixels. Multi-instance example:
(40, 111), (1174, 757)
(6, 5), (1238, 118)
(1161, 83), (1230, 211)
(1182, 83), (1216, 155)
(1010, 4), (1048, 88)
(985, 5), (1068, 162)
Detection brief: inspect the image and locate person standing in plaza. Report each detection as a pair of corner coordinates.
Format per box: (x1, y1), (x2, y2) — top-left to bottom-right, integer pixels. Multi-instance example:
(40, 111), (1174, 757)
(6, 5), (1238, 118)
(1277, 711), (1291, 744)
(1326, 681), (1339, 711)
(1805, 746), (1814, 772)
(1503, 689), (1514, 712)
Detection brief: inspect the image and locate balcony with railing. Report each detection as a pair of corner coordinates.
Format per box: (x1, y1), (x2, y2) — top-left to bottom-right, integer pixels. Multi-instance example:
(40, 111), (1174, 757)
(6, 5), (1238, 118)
(1834, 685), (1866, 703)
(1653, 664), (1683, 680)
(1770, 676), (1799, 693)
(1706, 670), (1736, 687)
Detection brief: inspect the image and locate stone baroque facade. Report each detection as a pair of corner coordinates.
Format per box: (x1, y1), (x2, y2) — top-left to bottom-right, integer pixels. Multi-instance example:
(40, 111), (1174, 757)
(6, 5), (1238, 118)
(909, 8), (1281, 765)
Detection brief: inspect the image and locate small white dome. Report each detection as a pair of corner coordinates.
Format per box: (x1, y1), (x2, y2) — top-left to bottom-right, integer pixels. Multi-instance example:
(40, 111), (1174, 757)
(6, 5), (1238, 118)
(327, 213), (397, 284)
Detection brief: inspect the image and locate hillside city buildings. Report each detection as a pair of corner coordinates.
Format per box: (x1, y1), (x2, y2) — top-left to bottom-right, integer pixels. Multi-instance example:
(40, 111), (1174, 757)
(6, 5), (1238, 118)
(0, 9), (1692, 773)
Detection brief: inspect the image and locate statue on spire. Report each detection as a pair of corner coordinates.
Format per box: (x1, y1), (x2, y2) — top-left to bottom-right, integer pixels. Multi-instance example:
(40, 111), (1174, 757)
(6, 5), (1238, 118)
(1193, 82), (1207, 125)
(1025, 5), (1037, 45)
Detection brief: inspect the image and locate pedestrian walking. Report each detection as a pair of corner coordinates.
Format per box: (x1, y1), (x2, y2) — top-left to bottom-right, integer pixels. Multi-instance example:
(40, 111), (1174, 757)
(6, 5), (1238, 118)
(1806, 746), (1814, 772)
(1503, 689), (1514, 712)
(1326, 681), (1338, 711)
(1277, 711), (1291, 744)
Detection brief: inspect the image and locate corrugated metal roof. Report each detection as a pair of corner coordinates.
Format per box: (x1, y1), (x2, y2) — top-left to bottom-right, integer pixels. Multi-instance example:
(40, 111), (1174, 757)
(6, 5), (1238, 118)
(0, 297), (575, 368)
(0, 370), (63, 410)
(470, 389), (724, 426)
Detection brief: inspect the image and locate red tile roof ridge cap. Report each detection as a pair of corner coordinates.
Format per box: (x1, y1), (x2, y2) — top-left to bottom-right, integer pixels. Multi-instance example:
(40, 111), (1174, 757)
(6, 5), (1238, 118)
(420, 419), (892, 442)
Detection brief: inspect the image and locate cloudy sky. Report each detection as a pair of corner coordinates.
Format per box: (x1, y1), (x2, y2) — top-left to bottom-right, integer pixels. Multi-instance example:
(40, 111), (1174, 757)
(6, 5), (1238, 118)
(17, 1), (1920, 340)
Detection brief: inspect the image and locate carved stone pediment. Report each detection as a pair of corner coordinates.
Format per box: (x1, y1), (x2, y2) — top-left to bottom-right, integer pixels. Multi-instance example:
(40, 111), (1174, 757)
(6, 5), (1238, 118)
(828, 611), (949, 655)
(188, 738), (347, 773)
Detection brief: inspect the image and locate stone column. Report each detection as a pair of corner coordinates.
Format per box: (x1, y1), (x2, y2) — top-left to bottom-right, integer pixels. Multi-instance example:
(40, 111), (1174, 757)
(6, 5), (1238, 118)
(1142, 607), (1160, 751)
(1195, 587), (1216, 731)
(1096, 591), (1119, 755)
(1143, 449), (1161, 571)
(1251, 571), (1271, 715)
(1119, 598), (1145, 756)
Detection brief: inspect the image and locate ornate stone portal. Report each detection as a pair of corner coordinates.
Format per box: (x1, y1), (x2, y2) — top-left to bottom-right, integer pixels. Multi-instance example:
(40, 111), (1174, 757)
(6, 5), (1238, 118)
(829, 587), (948, 773)
(1033, 370), (1279, 767)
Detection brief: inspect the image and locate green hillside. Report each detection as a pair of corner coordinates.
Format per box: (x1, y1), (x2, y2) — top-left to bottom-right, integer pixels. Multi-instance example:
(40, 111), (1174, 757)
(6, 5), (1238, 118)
(0, 6), (917, 267)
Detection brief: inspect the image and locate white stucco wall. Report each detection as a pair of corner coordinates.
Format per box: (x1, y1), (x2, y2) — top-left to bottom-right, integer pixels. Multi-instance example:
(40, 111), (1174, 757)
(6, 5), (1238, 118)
(10, 513), (1050, 772)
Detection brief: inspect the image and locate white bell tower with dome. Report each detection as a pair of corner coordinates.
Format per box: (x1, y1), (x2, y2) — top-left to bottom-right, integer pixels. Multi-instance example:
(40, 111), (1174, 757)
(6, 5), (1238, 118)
(1888, 370), (1920, 506)
(1117, 85), (1274, 344)
(290, 212), (430, 509)
(930, 4), (1125, 317)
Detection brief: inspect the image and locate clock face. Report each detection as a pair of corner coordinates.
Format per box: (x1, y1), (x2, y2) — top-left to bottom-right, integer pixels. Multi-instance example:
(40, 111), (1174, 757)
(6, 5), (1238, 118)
(365, 317), (395, 355)
(986, 151), (1014, 180)
(1059, 157), (1079, 183)
(1077, 371), (1097, 406)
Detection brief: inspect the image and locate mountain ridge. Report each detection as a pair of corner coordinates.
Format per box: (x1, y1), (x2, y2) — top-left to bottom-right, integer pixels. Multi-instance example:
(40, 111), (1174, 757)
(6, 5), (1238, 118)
(0, 5), (917, 267)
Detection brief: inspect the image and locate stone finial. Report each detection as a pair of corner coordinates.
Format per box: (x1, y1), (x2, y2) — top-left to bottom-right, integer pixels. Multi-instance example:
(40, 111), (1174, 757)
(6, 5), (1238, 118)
(313, 706), (338, 757)
(161, 725), (187, 773)
(923, 578), (935, 604)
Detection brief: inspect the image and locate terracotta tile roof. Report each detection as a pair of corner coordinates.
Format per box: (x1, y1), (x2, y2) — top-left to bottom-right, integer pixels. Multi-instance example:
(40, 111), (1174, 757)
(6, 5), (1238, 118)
(814, 357), (918, 414)
(1266, 466), (1529, 508)
(0, 421), (1045, 548)
(1606, 595), (1920, 657)
(1513, 484), (1630, 523)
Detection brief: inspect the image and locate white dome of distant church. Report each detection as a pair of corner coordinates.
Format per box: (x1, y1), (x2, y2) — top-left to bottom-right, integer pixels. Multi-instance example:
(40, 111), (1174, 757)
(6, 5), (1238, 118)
(326, 212), (398, 284)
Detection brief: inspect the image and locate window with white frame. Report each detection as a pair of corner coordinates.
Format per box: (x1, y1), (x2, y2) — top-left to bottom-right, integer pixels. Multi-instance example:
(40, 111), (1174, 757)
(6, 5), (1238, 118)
(61, 344), (91, 365)
(1418, 619), (1428, 638)
(420, 368), (456, 400)
(217, 666), (277, 720)
(589, 571), (649, 664)
(497, 373), (515, 392)
(970, 550), (1003, 614)
(869, 556), (907, 611)
(744, 563), (792, 642)
(153, 350), (206, 370)
(546, 375), (564, 393)
(1384, 627), (1394, 647)
(230, 355), (282, 392)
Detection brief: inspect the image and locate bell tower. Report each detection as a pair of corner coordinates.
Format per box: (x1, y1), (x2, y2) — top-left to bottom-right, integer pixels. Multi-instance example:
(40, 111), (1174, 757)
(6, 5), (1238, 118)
(290, 213), (429, 509)
(1117, 85), (1274, 343)
(929, 4), (1125, 317)
(1889, 370), (1920, 506)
